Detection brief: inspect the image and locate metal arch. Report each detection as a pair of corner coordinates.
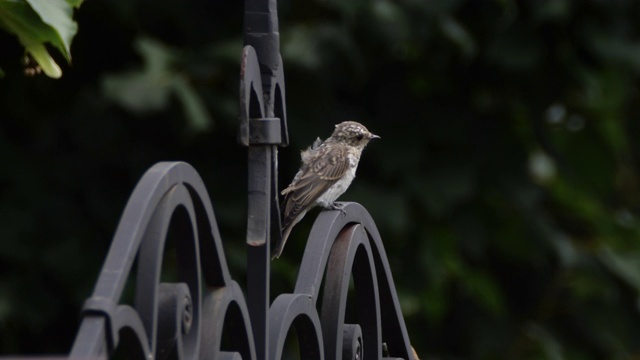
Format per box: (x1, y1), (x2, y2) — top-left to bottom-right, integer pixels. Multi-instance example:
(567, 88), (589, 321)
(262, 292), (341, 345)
(70, 162), (250, 360)
(201, 281), (257, 360)
(294, 203), (364, 299)
(356, 212), (415, 360)
(184, 181), (231, 288)
(268, 294), (324, 360)
(134, 183), (202, 359)
(320, 224), (381, 360)
(294, 202), (416, 360)
(85, 162), (232, 303)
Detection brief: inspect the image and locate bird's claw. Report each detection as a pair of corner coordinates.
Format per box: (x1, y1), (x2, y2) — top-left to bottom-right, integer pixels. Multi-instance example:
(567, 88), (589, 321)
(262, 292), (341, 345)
(330, 202), (347, 215)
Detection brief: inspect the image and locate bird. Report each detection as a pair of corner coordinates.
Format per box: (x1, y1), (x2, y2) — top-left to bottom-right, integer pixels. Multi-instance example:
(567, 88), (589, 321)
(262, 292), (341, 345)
(272, 121), (380, 259)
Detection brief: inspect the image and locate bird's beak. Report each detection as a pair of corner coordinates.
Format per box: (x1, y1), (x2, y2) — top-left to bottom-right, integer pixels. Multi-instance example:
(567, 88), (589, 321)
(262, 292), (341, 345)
(369, 133), (380, 140)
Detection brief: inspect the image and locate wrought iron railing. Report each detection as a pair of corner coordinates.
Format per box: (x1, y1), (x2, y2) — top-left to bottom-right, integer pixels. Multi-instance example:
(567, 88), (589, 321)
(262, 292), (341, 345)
(68, 0), (416, 359)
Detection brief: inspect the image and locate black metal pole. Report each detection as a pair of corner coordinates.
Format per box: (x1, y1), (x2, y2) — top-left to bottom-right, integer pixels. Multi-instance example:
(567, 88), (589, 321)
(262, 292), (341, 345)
(242, 1), (286, 360)
(246, 148), (272, 360)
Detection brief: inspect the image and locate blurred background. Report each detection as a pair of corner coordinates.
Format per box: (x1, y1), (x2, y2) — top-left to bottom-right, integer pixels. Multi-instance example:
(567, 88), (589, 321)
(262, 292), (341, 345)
(2, 0), (640, 359)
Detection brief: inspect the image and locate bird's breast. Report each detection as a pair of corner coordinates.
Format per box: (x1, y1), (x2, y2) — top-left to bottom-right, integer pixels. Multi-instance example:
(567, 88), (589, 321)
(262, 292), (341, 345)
(316, 163), (357, 208)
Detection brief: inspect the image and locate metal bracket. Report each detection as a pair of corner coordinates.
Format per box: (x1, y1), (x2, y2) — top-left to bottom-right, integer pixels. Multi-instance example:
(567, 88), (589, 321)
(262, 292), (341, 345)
(249, 117), (282, 145)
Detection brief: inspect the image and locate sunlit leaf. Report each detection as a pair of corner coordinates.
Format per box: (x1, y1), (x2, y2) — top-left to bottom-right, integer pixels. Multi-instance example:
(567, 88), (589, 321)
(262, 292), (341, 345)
(65, 0), (83, 9)
(0, 0), (77, 77)
(25, 0), (76, 60)
(27, 42), (62, 78)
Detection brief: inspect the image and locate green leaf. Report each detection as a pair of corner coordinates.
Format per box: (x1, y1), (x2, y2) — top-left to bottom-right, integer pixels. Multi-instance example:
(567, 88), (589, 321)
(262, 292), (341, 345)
(27, 42), (62, 78)
(0, 0), (65, 77)
(25, 0), (77, 60)
(65, 0), (82, 9)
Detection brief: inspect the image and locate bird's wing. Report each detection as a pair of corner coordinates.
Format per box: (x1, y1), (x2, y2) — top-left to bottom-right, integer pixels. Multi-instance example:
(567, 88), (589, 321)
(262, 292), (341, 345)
(273, 144), (350, 259)
(281, 144), (350, 229)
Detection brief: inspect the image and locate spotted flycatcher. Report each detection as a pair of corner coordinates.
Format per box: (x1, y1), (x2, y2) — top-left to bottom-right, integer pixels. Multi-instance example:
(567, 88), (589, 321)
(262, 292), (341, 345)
(273, 121), (379, 259)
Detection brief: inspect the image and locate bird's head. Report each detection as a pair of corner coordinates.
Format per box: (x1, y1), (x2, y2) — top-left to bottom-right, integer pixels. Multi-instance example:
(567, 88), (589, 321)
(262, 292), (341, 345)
(331, 121), (380, 148)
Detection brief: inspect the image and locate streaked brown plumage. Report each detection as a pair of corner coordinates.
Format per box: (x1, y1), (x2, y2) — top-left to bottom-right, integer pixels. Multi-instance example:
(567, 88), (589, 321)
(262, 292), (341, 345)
(273, 121), (379, 259)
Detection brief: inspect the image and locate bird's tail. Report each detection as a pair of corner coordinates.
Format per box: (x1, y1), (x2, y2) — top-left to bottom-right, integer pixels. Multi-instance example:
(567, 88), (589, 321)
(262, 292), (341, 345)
(271, 223), (293, 260)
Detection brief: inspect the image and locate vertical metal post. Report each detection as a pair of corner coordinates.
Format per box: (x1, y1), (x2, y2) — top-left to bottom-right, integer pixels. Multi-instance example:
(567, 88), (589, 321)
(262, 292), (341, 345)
(246, 145), (272, 360)
(242, 1), (286, 360)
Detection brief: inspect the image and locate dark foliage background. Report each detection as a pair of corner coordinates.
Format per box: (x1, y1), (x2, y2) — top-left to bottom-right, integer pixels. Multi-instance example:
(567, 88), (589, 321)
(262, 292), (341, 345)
(2, 0), (640, 359)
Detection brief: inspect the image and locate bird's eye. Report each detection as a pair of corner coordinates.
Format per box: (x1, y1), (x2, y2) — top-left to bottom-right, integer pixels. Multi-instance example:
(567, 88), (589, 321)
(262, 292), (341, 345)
(356, 134), (364, 141)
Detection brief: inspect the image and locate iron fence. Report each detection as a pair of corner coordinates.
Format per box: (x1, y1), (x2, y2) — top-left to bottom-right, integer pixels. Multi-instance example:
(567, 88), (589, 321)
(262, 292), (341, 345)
(67, 0), (416, 359)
